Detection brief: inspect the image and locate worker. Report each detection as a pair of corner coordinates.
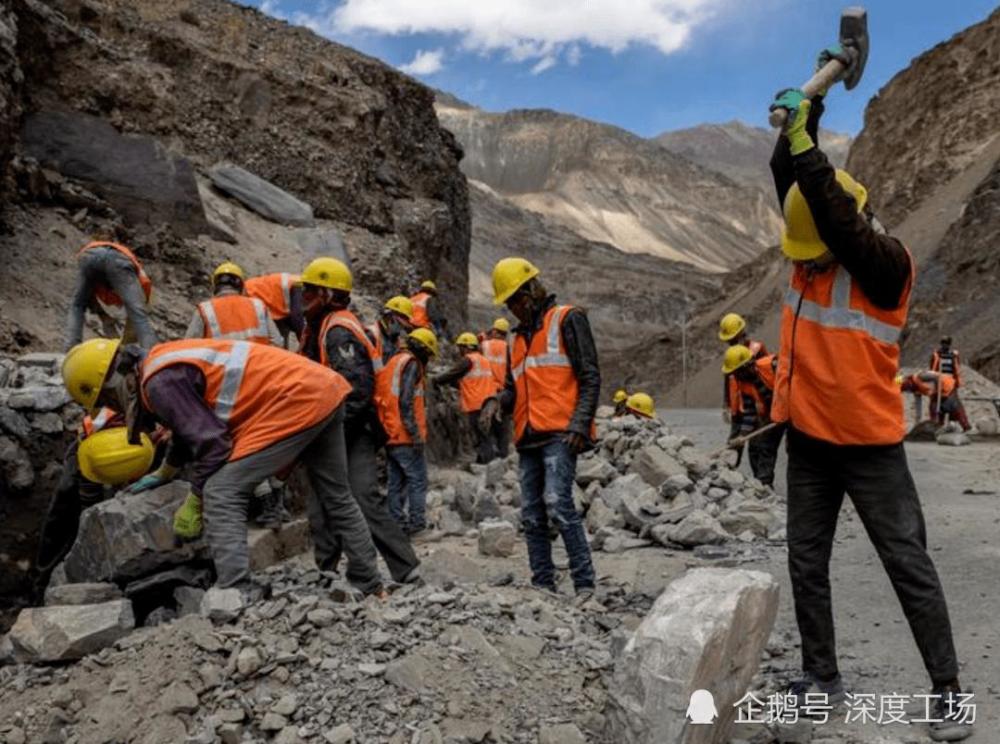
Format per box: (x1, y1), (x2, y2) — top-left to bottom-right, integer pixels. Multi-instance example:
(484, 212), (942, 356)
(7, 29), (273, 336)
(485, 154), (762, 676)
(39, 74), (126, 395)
(409, 280), (447, 338)
(768, 84), (969, 740)
(612, 389), (629, 417)
(481, 258), (599, 601)
(185, 262), (283, 346)
(432, 333), (503, 464)
(296, 258), (421, 582)
(186, 261), (287, 528)
(901, 371), (971, 432)
(624, 392), (655, 420)
(244, 272), (304, 347)
(722, 345), (783, 487)
(66, 234), (158, 351)
(61, 337), (386, 599)
(929, 336), (962, 388)
(718, 313), (768, 424)
(370, 295), (415, 365)
(377, 328), (437, 536)
(480, 318), (512, 456)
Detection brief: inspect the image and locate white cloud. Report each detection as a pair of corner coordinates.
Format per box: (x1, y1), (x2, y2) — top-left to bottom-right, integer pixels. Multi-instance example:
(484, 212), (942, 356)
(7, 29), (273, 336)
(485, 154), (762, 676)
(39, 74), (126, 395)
(332, 0), (726, 71)
(399, 48), (446, 75)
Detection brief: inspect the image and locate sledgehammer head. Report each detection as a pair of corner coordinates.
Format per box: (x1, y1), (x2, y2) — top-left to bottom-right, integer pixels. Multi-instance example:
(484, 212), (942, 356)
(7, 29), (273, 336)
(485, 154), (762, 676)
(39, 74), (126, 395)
(839, 6), (869, 90)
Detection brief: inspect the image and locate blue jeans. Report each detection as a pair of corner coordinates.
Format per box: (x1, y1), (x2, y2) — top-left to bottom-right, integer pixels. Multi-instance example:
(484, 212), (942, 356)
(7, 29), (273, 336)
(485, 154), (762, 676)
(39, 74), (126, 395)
(519, 440), (595, 591)
(387, 445), (428, 530)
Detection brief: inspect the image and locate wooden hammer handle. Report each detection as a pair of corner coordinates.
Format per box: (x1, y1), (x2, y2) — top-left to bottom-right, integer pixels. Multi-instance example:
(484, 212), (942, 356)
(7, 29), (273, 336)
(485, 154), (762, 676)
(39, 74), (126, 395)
(769, 59), (848, 128)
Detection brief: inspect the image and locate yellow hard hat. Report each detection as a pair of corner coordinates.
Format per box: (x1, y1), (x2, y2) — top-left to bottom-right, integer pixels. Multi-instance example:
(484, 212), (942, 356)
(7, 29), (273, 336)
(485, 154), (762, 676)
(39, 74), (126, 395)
(212, 261), (245, 286)
(722, 344), (754, 375)
(420, 279), (437, 291)
(626, 392), (655, 419)
(408, 327), (439, 357)
(78, 427), (155, 485)
(718, 313), (747, 342)
(492, 257), (540, 306)
(62, 338), (121, 411)
(781, 169), (868, 261)
(613, 389), (628, 404)
(492, 318), (510, 333)
(384, 295), (414, 320)
(455, 332), (479, 349)
(301, 257), (353, 292)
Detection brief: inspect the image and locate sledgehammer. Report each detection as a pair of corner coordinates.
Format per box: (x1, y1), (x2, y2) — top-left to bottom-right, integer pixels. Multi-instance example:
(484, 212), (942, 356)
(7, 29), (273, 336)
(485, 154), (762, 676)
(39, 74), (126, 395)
(769, 6), (870, 128)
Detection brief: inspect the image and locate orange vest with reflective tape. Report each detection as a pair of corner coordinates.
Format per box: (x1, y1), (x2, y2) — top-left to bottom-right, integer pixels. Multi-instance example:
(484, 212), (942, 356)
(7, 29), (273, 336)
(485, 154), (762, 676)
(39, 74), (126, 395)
(772, 259), (913, 445)
(140, 339), (349, 461)
(245, 273), (296, 320)
(908, 373), (956, 399)
(78, 242), (153, 307)
(728, 355), (777, 420)
(81, 407), (121, 438)
(410, 291), (432, 329)
(510, 305), (595, 444)
(725, 339), (768, 404)
(197, 295), (272, 345)
(459, 352), (500, 414)
(929, 349), (960, 386)
(480, 337), (508, 386)
(375, 351), (426, 445)
(314, 309), (383, 373)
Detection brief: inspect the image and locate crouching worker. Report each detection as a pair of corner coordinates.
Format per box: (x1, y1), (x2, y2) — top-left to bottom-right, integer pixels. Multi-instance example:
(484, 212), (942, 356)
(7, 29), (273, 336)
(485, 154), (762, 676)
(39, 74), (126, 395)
(722, 345), (784, 487)
(61, 337), (386, 599)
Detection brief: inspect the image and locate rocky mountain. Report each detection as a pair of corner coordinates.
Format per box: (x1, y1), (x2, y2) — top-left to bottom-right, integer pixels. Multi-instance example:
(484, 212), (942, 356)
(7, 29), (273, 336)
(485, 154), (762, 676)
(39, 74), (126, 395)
(655, 120), (851, 194)
(436, 101), (781, 273)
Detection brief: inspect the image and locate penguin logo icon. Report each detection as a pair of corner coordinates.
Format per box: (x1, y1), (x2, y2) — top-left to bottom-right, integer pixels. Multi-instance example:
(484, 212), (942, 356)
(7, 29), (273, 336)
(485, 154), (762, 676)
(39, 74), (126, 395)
(686, 689), (718, 724)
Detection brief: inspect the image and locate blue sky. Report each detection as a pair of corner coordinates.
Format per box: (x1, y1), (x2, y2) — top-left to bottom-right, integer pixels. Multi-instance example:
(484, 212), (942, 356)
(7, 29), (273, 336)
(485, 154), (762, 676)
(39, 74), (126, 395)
(250, 0), (997, 137)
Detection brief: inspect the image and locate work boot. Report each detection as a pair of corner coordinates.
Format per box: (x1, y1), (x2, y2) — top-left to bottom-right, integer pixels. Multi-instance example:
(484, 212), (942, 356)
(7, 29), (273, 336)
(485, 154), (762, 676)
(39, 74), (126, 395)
(928, 683), (974, 742)
(254, 483), (285, 530)
(788, 672), (846, 706)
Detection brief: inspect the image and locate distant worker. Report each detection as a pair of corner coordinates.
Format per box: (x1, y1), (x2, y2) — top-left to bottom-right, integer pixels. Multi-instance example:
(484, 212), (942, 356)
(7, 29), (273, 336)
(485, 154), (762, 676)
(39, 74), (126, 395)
(480, 317), (512, 457)
(482, 258), (599, 601)
(370, 296), (415, 365)
(901, 371), (971, 432)
(718, 313), (768, 423)
(624, 392), (655, 420)
(929, 336), (962, 388)
(410, 280), (447, 338)
(612, 389), (629, 417)
(66, 235), (157, 351)
(377, 328), (437, 536)
(298, 258), (421, 583)
(722, 345), (783, 487)
(185, 262), (282, 346)
(61, 337), (386, 599)
(433, 333), (503, 464)
(768, 85), (969, 741)
(245, 272), (304, 347)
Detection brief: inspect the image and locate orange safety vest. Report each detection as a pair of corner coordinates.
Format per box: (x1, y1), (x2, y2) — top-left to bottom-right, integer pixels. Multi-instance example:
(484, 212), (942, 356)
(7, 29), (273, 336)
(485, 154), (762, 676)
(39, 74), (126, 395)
(908, 372), (956, 399)
(728, 355), (777, 420)
(375, 351), (426, 445)
(725, 339), (768, 403)
(772, 258), (913, 445)
(81, 406), (121, 438)
(459, 352), (500, 414)
(409, 291), (432, 329)
(78, 242), (153, 307)
(929, 349), (960, 386)
(140, 339), (349, 461)
(510, 305), (595, 444)
(480, 337), (508, 386)
(197, 295), (273, 345)
(312, 309), (383, 373)
(245, 273), (296, 321)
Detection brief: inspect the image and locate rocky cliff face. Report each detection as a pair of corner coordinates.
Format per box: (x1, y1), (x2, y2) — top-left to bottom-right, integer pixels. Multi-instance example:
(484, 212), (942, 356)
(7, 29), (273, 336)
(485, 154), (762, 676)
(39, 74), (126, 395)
(437, 102), (781, 273)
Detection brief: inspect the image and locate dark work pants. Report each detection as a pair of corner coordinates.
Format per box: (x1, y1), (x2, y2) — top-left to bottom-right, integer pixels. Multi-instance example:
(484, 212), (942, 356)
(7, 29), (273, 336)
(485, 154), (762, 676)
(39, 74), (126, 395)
(786, 428), (959, 685)
(748, 424), (785, 487)
(468, 411), (495, 464)
(321, 424), (420, 582)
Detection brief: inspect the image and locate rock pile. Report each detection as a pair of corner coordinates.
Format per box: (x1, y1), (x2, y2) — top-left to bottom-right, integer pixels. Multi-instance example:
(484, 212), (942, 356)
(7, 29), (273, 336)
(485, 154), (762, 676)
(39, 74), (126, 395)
(428, 409), (786, 557)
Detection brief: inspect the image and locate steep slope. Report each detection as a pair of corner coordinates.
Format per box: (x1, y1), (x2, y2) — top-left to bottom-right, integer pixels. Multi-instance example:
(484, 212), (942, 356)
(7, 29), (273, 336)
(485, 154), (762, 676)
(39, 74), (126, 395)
(656, 121), (851, 193)
(437, 103), (781, 273)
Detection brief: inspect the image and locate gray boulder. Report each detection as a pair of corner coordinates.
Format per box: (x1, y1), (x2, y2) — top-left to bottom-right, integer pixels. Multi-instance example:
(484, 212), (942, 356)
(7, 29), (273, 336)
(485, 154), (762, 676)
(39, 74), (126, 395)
(585, 496), (625, 533)
(478, 520), (517, 557)
(652, 510), (728, 548)
(44, 582), (121, 606)
(7, 386), (71, 411)
(210, 163), (314, 226)
(8, 599), (135, 662)
(604, 568), (779, 744)
(631, 444), (687, 488)
(719, 501), (781, 538)
(0, 406), (30, 439)
(676, 447), (712, 478)
(659, 473), (693, 499)
(576, 456), (616, 486)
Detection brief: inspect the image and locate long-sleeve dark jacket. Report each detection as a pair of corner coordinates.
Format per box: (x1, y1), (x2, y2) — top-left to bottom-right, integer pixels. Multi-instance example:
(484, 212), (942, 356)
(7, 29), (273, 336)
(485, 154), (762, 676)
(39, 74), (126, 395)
(432, 357), (473, 388)
(499, 295), (601, 449)
(398, 356), (424, 445)
(301, 311), (375, 428)
(769, 97), (911, 310)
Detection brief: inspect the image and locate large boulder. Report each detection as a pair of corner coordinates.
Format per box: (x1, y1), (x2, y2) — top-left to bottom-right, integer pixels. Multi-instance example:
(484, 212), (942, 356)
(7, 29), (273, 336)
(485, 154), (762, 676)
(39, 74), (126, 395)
(63, 482), (210, 584)
(209, 163), (315, 226)
(605, 569), (779, 744)
(630, 444), (687, 488)
(652, 510), (728, 548)
(478, 520), (517, 557)
(7, 599), (135, 662)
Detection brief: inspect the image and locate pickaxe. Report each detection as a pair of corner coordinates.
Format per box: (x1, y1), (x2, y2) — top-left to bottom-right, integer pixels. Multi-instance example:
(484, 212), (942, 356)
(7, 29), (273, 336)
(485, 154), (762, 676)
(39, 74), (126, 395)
(769, 6), (870, 128)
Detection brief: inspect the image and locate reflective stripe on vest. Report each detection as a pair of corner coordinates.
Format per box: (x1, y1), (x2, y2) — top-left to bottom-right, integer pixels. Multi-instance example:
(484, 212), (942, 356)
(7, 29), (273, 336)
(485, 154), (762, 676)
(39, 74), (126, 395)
(376, 351), (426, 445)
(933, 350), (956, 376)
(198, 297), (272, 344)
(245, 273), (295, 320)
(481, 338), (508, 385)
(144, 342), (252, 422)
(511, 306), (571, 381)
(318, 310), (384, 372)
(459, 352), (499, 413)
(82, 406), (118, 437)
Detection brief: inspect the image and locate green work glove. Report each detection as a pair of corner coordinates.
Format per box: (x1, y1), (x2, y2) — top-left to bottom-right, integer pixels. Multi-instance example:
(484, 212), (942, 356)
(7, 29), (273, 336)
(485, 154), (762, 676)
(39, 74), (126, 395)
(816, 43), (851, 71)
(124, 462), (179, 494)
(173, 491), (203, 541)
